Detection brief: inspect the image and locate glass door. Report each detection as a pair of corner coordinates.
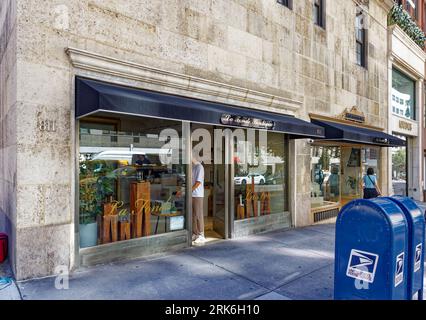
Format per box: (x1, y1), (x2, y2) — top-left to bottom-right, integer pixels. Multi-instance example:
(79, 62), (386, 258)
(212, 128), (231, 239)
(190, 124), (231, 241)
(340, 147), (362, 205)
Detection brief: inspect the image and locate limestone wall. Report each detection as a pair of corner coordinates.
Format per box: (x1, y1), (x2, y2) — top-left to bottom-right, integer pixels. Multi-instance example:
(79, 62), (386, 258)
(12, 0), (392, 279)
(0, 0), (17, 274)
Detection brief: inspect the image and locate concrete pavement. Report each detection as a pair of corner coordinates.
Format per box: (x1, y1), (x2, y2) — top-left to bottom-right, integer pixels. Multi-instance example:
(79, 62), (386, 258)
(2, 218), (424, 300)
(0, 260), (21, 300)
(15, 223), (336, 300)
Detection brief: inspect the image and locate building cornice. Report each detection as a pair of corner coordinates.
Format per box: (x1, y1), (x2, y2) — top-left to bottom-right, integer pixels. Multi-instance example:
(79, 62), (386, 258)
(66, 47), (302, 115)
(389, 25), (426, 79)
(376, 0), (396, 12)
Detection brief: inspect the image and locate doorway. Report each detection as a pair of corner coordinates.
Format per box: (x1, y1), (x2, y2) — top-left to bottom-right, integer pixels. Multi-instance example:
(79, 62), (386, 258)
(191, 124), (231, 243)
(391, 135), (408, 196)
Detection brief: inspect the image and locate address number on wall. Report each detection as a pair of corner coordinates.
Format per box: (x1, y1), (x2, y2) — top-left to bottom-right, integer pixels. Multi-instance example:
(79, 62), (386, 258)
(38, 120), (57, 132)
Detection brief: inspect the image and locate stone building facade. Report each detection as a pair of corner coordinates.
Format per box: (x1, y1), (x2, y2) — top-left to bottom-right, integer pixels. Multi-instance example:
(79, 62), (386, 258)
(0, 0), (396, 280)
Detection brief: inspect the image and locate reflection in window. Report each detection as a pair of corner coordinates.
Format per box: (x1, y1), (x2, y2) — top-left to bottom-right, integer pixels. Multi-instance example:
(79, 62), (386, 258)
(311, 146), (341, 209)
(234, 131), (288, 220)
(392, 135), (407, 196)
(392, 68), (416, 120)
(79, 117), (186, 248)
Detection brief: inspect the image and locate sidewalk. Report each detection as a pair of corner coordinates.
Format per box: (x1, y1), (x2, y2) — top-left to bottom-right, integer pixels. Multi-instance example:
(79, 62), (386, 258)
(0, 260), (21, 300)
(4, 218), (426, 300)
(15, 224), (336, 300)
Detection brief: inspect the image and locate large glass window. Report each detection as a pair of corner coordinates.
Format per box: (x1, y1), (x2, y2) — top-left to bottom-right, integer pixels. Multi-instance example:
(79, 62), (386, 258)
(234, 131), (288, 220)
(79, 116), (187, 248)
(392, 68), (416, 120)
(311, 145), (382, 209)
(392, 135), (407, 196)
(311, 146), (341, 209)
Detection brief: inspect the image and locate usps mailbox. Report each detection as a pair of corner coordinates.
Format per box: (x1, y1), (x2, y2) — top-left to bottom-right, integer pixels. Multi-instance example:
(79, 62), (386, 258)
(334, 198), (409, 300)
(387, 196), (425, 300)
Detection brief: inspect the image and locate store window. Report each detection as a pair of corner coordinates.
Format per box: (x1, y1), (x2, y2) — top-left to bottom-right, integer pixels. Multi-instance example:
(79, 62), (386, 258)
(392, 135), (408, 196)
(79, 116), (187, 248)
(361, 147), (381, 186)
(311, 145), (382, 208)
(311, 146), (341, 209)
(234, 131), (288, 220)
(392, 68), (416, 120)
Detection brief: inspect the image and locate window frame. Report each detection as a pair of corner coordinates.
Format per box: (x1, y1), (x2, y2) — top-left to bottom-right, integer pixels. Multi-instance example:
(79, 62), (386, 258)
(392, 67), (417, 121)
(355, 10), (368, 69)
(313, 0), (326, 29)
(277, 0), (293, 10)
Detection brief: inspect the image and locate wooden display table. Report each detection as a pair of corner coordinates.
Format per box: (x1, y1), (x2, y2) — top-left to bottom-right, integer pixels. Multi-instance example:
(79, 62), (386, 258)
(130, 181), (151, 237)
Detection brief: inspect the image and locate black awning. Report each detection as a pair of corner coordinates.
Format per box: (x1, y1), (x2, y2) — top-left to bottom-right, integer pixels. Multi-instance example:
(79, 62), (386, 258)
(76, 77), (325, 139)
(311, 119), (406, 147)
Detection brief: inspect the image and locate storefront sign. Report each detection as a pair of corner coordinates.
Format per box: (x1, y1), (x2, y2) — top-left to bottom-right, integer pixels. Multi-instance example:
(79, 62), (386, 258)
(399, 120), (413, 132)
(220, 114), (275, 130)
(373, 137), (389, 145)
(337, 106), (366, 124)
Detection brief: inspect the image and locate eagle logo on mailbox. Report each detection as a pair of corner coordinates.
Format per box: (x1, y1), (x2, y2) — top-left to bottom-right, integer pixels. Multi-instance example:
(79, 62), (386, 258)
(346, 249), (379, 283)
(414, 244), (422, 272)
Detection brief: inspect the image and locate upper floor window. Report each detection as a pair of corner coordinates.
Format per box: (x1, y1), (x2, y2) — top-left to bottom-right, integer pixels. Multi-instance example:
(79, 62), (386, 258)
(404, 0), (419, 20)
(313, 0), (326, 28)
(392, 68), (416, 120)
(277, 0), (293, 10)
(355, 10), (367, 68)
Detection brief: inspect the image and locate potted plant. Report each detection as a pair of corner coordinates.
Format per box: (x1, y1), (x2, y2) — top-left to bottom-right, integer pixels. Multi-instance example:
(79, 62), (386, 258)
(79, 160), (116, 248)
(79, 180), (98, 248)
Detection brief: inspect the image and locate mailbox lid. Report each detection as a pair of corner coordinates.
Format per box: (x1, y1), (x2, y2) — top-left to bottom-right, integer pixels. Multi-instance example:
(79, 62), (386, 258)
(335, 198), (408, 300)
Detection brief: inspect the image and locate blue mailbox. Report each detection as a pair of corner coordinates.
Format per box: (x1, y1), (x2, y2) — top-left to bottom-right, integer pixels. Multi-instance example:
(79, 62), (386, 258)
(387, 196), (425, 300)
(334, 198), (409, 300)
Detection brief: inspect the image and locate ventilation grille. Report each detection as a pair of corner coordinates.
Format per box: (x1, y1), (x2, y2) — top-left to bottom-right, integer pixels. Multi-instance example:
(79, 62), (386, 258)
(314, 208), (339, 223)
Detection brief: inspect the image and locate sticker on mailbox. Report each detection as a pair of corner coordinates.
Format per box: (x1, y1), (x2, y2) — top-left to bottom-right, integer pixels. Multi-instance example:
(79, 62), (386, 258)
(395, 252), (404, 287)
(414, 244), (422, 272)
(346, 249), (379, 283)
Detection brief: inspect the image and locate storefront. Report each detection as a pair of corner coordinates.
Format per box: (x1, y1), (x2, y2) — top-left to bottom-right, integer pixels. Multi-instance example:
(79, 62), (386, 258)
(309, 109), (405, 223)
(388, 24), (426, 201)
(76, 77), (324, 266)
(390, 67), (420, 197)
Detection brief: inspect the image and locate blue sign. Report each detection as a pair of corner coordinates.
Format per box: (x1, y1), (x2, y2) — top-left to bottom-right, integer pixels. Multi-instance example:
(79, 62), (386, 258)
(415, 244), (422, 272)
(395, 253), (404, 287)
(346, 249), (379, 283)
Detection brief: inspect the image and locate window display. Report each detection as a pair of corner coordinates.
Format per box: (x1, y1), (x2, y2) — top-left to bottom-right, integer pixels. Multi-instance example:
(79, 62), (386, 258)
(234, 131), (288, 220)
(79, 116), (186, 248)
(311, 146), (341, 209)
(310, 145), (382, 210)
